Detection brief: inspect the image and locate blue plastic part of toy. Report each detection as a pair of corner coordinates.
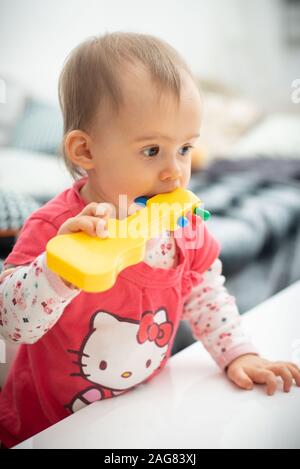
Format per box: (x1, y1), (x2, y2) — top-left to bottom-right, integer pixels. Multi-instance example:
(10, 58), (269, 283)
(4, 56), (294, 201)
(134, 196), (148, 207)
(177, 215), (189, 228)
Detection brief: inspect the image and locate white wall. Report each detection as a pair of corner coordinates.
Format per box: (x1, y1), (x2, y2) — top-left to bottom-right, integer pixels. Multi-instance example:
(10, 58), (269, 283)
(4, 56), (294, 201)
(0, 0), (299, 112)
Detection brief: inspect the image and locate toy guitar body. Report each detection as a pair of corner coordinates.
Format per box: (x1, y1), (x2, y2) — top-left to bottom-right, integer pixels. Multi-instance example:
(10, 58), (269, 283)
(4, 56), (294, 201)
(46, 188), (210, 292)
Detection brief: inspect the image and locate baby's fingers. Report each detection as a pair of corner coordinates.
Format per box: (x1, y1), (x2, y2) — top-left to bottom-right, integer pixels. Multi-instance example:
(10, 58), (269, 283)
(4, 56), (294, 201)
(287, 364), (300, 387)
(64, 216), (100, 237)
(95, 202), (114, 218)
(75, 216), (109, 238)
(95, 218), (109, 238)
(270, 365), (294, 392)
(227, 367), (254, 390)
(95, 203), (115, 237)
(270, 363), (300, 390)
(76, 216), (109, 238)
(250, 369), (278, 396)
(79, 202), (114, 218)
(80, 202), (114, 238)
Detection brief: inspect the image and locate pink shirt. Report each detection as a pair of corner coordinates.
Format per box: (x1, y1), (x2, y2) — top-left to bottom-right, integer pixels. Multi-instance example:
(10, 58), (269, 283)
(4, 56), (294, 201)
(0, 177), (220, 447)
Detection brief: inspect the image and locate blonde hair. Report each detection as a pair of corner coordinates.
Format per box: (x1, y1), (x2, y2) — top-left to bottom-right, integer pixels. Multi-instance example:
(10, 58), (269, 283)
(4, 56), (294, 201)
(58, 31), (198, 179)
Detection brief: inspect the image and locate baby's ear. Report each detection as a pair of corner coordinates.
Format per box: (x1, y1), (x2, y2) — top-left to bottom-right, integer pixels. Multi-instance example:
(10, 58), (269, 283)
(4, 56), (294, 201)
(92, 311), (118, 329)
(64, 129), (95, 170)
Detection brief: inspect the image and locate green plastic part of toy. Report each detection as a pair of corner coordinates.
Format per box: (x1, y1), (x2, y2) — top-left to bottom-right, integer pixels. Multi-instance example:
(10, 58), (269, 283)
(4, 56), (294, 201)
(194, 206), (211, 221)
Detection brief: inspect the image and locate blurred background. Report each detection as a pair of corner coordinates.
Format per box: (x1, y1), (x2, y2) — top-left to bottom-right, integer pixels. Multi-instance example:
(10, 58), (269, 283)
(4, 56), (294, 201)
(0, 0), (300, 364)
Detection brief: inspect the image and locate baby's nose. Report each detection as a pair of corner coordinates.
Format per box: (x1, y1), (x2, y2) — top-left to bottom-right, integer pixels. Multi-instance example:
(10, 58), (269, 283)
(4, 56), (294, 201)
(121, 371), (132, 378)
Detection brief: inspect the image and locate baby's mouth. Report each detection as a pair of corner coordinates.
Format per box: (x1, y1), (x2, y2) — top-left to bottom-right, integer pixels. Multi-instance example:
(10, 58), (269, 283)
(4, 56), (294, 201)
(134, 187), (180, 205)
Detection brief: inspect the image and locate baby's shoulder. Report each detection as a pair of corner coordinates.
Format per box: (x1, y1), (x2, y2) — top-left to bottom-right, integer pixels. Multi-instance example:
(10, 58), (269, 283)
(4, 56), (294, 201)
(28, 185), (82, 230)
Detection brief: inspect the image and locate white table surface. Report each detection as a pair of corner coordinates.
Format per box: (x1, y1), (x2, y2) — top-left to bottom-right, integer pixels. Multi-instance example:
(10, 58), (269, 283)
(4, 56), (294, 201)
(15, 281), (300, 449)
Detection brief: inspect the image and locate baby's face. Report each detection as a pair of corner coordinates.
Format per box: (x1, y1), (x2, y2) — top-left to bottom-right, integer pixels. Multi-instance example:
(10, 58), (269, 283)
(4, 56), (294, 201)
(87, 64), (202, 212)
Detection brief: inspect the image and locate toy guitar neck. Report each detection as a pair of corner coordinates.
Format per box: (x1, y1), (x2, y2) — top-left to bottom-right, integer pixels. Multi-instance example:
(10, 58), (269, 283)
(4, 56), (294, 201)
(46, 188), (210, 292)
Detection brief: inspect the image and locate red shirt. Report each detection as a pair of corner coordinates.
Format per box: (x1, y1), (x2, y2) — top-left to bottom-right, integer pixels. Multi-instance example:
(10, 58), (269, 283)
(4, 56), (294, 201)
(0, 177), (220, 447)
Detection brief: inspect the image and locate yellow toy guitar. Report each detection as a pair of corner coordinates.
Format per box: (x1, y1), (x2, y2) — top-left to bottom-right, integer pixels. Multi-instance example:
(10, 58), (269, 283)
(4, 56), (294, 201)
(46, 188), (210, 292)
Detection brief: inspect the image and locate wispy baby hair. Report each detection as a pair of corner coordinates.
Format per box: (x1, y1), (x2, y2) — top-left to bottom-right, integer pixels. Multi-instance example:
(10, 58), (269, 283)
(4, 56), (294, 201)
(58, 31), (198, 179)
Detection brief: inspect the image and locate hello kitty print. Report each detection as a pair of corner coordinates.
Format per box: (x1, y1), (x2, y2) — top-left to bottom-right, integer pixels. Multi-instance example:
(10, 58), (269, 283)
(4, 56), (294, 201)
(66, 308), (173, 412)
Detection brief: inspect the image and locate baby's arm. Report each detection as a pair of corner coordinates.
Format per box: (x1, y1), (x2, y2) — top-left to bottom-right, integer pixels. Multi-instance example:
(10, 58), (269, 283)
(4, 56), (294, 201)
(183, 259), (300, 394)
(182, 258), (258, 371)
(0, 253), (80, 344)
(0, 201), (118, 344)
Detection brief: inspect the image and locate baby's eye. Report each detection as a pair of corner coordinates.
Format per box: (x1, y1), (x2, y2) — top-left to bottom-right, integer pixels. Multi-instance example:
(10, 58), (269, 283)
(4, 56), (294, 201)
(178, 145), (193, 156)
(142, 145), (193, 158)
(143, 146), (160, 158)
(146, 359), (152, 368)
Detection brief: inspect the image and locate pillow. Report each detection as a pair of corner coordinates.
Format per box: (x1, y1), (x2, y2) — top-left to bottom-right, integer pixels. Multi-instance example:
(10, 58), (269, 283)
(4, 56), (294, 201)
(194, 87), (261, 161)
(0, 76), (28, 147)
(9, 97), (63, 155)
(0, 147), (73, 203)
(0, 189), (40, 237)
(225, 114), (300, 159)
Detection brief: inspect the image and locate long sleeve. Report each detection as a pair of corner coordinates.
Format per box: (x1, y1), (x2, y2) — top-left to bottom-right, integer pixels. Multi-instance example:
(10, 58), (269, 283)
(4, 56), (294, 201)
(182, 258), (259, 370)
(0, 225), (174, 346)
(0, 252), (80, 344)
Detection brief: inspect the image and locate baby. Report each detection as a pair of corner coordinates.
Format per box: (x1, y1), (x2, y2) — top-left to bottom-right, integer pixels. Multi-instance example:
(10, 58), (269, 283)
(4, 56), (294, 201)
(0, 32), (299, 449)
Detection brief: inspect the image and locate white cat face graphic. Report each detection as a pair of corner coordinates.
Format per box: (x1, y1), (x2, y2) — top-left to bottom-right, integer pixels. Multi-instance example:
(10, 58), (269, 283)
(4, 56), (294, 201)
(80, 309), (173, 391)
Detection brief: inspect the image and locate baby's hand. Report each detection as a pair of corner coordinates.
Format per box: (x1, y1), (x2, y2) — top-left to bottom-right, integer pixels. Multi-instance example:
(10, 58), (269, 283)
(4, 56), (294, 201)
(57, 202), (115, 238)
(55, 203), (115, 289)
(226, 354), (300, 396)
(56, 201), (143, 288)
(57, 201), (144, 238)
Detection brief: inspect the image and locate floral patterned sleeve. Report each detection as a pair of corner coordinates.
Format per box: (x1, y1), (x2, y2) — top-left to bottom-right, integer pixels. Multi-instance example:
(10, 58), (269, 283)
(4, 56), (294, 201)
(0, 252), (80, 344)
(182, 258), (259, 370)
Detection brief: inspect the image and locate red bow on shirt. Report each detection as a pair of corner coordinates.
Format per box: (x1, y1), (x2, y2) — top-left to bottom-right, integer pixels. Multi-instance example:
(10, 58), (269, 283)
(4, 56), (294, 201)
(137, 312), (173, 347)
